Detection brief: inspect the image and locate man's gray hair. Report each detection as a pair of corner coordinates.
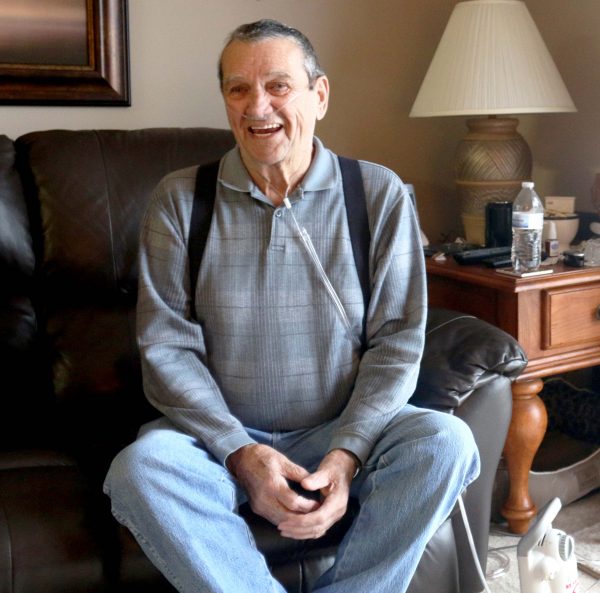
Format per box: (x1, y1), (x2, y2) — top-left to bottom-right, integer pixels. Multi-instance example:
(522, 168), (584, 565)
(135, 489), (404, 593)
(219, 19), (325, 89)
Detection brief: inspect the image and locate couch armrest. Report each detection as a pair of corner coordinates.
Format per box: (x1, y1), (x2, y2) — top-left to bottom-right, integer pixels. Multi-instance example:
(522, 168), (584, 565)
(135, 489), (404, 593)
(411, 308), (526, 593)
(411, 308), (527, 410)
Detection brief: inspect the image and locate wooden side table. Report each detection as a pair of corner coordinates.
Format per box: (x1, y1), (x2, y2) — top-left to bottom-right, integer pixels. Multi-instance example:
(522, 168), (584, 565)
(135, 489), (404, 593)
(426, 258), (600, 533)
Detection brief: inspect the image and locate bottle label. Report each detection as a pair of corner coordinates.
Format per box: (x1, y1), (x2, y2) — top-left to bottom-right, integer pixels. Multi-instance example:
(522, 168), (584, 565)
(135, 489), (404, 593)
(512, 212), (544, 230)
(545, 238), (560, 258)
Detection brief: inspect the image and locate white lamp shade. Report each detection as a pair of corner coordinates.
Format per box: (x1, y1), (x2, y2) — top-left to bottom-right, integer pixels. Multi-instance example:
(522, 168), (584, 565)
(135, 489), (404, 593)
(410, 0), (576, 117)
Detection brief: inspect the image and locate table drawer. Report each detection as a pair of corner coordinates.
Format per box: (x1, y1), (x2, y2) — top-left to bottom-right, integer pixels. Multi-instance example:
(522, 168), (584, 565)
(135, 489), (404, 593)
(543, 284), (600, 349)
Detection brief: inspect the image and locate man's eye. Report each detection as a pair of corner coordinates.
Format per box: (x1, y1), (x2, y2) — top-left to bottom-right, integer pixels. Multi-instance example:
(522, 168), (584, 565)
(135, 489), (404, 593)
(227, 86), (246, 97)
(267, 82), (290, 95)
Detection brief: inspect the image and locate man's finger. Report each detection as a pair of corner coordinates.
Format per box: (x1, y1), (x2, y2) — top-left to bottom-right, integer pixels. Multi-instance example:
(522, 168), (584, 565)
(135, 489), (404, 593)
(275, 476), (321, 513)
(277, 490), (346, 539)
(301, 469), (333, 493)
(281, 458), (311, 483)
(278, 505), (333, 539)
(279, 492), (321, 513)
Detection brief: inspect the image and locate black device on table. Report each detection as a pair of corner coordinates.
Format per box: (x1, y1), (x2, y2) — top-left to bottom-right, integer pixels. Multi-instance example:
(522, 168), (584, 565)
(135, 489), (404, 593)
(423, 201), (514, 267)
(424, 244), (513, 267)
(423, 242), (479, 257)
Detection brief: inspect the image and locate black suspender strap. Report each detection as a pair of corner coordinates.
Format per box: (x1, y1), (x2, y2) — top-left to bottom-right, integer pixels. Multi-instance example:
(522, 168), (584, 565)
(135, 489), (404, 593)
(337, 156), (371, 347)
(188, 156), (371, 346)
(188, 161), (219, 321)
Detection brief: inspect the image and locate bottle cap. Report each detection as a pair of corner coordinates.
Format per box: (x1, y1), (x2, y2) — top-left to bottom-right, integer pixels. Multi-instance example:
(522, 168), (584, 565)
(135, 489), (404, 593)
(522, 181), (535, 189)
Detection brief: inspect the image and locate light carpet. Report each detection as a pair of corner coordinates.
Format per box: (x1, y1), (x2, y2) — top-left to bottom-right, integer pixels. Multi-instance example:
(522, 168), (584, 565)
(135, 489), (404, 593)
(486, 489), (600, 593)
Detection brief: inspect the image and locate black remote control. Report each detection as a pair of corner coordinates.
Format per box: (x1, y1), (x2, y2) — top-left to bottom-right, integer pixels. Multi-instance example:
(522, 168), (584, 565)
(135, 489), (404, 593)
(482, 255), (513, 268)
(453, 246), (511, 265)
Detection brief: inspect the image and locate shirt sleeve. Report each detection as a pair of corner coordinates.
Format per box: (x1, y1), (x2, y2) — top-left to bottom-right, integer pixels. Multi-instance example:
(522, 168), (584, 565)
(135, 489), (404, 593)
(327, 165), (428, 465)
(136, 170), (256, 465)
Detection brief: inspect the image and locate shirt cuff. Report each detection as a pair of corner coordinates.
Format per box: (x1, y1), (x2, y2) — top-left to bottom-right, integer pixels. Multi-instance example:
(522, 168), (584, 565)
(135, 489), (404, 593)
(211, 430), (257, 467)
(327, 431), (373, 468)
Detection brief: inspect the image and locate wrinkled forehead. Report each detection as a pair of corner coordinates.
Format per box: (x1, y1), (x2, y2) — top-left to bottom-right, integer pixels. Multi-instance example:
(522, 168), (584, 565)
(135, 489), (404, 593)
(220, 37), (310, 86)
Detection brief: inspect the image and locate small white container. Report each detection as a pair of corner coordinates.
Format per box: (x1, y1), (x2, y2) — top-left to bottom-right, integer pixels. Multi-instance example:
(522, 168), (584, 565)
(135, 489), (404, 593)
(543, 214), (579, 253)
(544, 221), (559, 257)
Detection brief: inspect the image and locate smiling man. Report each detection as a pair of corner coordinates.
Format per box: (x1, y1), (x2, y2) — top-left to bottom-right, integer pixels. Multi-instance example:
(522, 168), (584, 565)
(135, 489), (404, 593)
(219, 29), (328, 207)
(104, 19), (480, 593)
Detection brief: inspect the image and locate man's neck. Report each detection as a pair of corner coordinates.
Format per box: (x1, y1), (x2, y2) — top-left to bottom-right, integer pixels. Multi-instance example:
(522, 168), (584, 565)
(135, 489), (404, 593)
(242, 149), (314, 207)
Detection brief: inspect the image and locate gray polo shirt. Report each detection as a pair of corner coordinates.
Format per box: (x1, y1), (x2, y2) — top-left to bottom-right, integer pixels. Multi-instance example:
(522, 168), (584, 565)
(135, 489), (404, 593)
(137, 138), (427, 465)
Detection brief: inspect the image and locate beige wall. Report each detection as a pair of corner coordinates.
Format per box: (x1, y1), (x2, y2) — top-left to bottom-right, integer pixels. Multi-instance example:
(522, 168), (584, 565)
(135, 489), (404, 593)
(0, 0), (597, 242)
(521, 0), (600, 218)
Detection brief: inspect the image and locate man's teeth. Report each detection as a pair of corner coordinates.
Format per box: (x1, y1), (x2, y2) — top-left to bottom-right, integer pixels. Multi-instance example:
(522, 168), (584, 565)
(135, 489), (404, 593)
(250, 124), (282, 134)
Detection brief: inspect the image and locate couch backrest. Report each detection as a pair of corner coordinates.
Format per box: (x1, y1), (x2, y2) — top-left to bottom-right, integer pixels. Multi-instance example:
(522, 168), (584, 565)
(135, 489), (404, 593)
(2, 128), (235, 456)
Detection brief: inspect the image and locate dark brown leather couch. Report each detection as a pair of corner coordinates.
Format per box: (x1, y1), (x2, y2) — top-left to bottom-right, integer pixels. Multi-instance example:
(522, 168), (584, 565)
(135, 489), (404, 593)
(0, 128), (527, 593)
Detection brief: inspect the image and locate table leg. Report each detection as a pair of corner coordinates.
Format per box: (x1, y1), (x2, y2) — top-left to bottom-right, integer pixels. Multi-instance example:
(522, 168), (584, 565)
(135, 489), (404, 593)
(501, 377), (548, 534)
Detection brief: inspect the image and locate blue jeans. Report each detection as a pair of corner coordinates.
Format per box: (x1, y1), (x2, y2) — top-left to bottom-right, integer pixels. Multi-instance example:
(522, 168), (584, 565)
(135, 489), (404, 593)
(103, 405), (480, 593)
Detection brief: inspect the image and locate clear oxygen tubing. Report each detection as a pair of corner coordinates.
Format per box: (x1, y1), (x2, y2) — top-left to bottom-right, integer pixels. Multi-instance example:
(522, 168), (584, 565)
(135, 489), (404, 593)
(226, 83), (360, 348)
(283, 197), (361, 349)
(458, 494), (494, 593)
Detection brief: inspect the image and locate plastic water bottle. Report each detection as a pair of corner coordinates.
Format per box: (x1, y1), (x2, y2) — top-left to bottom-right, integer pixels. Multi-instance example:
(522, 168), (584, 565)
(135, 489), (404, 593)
(511, 181), (544, 272)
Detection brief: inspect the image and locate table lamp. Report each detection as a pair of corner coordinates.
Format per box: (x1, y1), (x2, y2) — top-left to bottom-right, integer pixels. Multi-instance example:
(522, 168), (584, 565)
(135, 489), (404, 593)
(410, 0), (576, 245)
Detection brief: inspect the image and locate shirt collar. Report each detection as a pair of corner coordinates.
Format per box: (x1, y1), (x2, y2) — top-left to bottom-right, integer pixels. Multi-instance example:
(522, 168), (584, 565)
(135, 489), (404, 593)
(219, 137), (339, 201)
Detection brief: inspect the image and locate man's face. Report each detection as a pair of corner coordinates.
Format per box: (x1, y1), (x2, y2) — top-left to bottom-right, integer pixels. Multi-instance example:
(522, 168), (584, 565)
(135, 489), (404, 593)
(220, 37), (329, 175)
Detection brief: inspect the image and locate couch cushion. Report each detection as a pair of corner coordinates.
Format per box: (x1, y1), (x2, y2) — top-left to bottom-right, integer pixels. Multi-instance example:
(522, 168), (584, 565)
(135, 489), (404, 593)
(0, 464), (106, 593)
(16, 128), (235, 304)
(14, 128), (235, 456)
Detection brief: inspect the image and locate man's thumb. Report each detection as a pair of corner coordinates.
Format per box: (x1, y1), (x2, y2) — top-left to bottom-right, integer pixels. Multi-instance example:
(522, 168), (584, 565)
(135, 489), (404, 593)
(301, 469), (332, 493)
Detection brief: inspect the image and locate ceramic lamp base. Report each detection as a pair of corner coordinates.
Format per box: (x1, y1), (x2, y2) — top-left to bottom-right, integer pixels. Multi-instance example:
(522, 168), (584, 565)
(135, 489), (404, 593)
(455, 116), (532, 242)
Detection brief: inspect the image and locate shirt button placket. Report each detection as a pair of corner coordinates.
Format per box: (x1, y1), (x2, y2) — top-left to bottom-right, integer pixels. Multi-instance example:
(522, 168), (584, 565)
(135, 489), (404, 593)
(269, 207), (285, 252)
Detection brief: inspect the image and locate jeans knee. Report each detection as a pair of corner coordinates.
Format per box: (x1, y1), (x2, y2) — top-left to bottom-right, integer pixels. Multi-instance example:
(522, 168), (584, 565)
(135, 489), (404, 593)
(104, 441), (148, 504)
(433, 413), (480, 479)
(104, 425), (176, 501)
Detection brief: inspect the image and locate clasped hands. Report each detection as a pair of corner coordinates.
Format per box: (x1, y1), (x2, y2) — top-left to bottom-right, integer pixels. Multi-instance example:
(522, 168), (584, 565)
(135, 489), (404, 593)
(226, 444), (358, 540)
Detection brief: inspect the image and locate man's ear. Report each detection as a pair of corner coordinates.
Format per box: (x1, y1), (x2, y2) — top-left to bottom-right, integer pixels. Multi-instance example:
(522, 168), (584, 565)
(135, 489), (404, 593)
(315, 76), (329, 121)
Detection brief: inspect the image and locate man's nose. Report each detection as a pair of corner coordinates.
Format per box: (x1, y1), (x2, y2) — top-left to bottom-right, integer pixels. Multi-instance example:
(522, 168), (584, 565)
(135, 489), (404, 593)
(245, 87), (273, 119)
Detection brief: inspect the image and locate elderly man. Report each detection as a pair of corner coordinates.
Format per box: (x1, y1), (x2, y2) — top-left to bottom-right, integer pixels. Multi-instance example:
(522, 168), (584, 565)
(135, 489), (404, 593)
(104, 19), (479, 593)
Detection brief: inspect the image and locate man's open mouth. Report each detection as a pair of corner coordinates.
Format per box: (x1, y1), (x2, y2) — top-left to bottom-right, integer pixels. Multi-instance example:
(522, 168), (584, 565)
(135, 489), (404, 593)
(248, 123), (283, 135)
